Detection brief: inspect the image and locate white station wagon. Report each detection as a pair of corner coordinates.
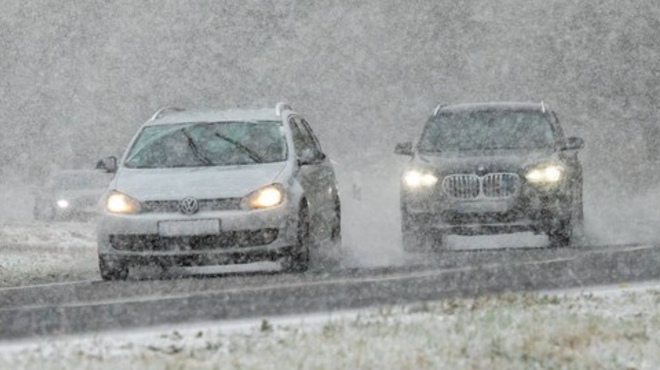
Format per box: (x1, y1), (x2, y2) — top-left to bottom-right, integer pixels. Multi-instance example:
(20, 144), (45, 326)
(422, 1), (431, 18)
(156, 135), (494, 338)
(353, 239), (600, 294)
(96, 103), (341, 280)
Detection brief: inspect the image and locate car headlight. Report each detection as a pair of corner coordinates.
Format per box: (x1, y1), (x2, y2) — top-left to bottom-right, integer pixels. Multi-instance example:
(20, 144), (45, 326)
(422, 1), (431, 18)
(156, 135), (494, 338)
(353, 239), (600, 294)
(106, 191), (141, 214)
(242, 184), (285, 210)
(403, 170), (438, 188)
(57, 199), (70, 209)
(525, 164), (564, 184)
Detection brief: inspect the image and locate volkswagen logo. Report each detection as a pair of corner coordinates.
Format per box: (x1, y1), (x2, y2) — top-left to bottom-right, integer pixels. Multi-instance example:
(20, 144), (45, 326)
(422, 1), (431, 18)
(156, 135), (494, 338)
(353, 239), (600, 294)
(179, 197), (199, 215)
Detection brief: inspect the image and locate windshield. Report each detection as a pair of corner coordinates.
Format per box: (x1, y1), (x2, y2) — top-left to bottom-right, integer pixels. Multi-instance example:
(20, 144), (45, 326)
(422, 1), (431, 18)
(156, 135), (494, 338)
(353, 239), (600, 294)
(419, 110), (556, 152)
(124, 121), (287, 168)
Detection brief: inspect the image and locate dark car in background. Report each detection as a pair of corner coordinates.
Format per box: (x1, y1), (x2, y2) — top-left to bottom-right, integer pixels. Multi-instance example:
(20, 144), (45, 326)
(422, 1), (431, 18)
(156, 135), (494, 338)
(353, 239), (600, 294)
(33, 170), (114, 221)
(395, 102), (585, 250)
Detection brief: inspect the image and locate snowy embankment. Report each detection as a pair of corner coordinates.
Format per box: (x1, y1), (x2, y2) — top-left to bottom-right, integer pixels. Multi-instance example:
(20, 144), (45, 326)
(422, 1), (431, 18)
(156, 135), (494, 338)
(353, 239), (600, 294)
(0, 222), (98, 287)
(2, 287), (659, 369)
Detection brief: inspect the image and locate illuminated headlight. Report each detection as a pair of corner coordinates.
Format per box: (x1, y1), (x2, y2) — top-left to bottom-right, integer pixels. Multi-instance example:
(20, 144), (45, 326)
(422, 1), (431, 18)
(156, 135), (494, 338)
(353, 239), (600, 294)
(106, 191), (141, 214)
(525, 165), (564, 184)
(242, 184), (285, 210)
(403, 170), (438, 188)
(56, 200), (69, 209)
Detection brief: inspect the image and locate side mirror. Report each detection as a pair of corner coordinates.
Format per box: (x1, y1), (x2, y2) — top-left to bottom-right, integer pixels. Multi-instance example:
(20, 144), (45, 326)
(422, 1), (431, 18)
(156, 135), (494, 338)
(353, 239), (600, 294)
(562, 137), (585, 151)
(96, 156), (118, 173)
(394, 141), (414, 156)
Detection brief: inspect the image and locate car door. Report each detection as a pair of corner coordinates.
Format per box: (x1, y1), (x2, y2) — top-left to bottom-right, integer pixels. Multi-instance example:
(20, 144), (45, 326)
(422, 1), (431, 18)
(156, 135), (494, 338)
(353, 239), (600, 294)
(289, 116), (337, 241)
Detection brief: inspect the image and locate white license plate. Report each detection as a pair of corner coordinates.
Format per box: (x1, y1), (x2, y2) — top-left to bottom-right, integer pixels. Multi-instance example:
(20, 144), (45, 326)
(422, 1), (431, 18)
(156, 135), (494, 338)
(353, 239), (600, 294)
(158, 220), (220, 237)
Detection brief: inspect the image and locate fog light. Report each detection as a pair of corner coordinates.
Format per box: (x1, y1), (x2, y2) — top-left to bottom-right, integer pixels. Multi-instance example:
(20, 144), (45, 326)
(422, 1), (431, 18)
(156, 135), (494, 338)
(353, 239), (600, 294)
(57, 200), (69, 209)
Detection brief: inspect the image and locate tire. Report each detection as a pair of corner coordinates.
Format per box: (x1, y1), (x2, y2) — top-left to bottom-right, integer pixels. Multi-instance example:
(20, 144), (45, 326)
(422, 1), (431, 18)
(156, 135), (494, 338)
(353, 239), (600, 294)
(401, 210), (443, 253)
(284, 205), (311, 273)
(547, 219), (572, 248)
(571, 187), (585, 241)
(330, 199), (342, 243)
(329, 199), (342, 260)
(99, 255), (129, 281)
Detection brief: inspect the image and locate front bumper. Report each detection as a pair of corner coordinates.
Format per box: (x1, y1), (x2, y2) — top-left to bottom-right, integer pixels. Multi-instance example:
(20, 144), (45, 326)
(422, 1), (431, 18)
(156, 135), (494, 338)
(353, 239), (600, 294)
(402, 182), (573, 235)
(97, 202), (296, 266)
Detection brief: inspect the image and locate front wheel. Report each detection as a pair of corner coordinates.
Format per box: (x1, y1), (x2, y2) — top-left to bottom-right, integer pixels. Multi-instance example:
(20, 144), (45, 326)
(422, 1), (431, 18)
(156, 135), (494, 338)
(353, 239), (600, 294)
(330, 200), (342, 244)
(571, 189), (585, 242)
(284, 206), (311, 273)
(328, 200), (343, 261)
(547, 219), (572, 248)
(99, 256), (129, 281)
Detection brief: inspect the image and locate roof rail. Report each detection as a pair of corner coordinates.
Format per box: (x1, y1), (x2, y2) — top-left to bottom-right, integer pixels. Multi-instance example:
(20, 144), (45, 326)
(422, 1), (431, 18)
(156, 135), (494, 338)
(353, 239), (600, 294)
(432, 104), (447, 116)
(540, 101), (546, 113)
(275, 102), (293, 116)
(149, 107), (186, 121)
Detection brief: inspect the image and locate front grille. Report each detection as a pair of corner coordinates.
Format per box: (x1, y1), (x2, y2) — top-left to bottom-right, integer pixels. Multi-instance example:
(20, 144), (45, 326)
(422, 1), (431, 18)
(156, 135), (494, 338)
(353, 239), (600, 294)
(142, 198), (242, 214)
(442, 175), (480, 199)
(442, 173), (520, 199)
(110, 229), (279, 252)
(482, 173), (519, 197)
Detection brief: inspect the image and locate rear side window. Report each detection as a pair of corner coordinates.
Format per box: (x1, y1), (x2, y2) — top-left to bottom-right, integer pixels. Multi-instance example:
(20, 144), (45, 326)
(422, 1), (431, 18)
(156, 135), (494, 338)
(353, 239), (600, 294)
(290, 117), (323, 159)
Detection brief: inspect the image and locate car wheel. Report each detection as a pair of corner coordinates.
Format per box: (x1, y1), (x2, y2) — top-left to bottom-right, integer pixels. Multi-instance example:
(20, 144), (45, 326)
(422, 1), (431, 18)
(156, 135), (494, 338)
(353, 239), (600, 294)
(99, 255), (129, 281)
(329, 199), (342, 260)
(547, 219), (572, 248)
(572, 188), (585, 240)
(330, 200), (341, 243)
(285, 205), (311, 273)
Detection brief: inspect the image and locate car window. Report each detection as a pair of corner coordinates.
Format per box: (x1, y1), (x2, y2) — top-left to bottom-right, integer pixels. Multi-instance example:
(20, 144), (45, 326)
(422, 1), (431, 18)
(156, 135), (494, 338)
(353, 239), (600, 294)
(124, 121), (287, 168)
(290, 117), (321, 159)
(300, 119), (324, 155)
(419, 110), (556, 152)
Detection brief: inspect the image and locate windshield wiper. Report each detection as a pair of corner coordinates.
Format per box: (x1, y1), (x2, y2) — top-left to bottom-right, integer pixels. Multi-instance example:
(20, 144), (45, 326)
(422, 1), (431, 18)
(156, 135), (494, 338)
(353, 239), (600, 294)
(181, 129), (213, 166)
(213, 133), (264, 163)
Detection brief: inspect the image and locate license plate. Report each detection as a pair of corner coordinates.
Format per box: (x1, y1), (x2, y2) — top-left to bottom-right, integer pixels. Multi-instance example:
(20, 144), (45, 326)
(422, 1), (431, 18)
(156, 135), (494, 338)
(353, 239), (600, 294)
(158, 220), (220, 237)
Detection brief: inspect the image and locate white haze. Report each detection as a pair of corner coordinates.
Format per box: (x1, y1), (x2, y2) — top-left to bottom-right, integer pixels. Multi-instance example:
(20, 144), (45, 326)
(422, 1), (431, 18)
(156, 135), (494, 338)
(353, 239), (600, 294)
(1, 0), (660, 261)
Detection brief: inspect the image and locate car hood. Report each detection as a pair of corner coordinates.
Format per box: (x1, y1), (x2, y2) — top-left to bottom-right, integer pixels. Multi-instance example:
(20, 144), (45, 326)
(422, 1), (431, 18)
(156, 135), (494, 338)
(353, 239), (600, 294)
(415, 149), (560, 175)
(114, 162), (287, 201)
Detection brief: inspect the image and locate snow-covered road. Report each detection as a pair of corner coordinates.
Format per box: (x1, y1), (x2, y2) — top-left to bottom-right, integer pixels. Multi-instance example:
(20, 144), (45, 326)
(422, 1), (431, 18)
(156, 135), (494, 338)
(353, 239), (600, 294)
(0, 237), (658, 341)
(0, 222), (98, 288)
(2, 283), (660, 370)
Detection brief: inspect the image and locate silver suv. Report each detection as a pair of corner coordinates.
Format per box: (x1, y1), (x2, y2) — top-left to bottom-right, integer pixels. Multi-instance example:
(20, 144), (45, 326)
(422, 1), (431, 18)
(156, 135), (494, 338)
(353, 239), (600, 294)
(96, 103), (341, 280)
(395, 102), (585, 250)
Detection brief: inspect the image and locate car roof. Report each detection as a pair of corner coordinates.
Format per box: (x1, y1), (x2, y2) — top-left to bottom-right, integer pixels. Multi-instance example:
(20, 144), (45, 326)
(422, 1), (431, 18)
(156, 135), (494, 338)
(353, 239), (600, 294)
(438, 102), (546, 113)
(146, 108), (286, 126)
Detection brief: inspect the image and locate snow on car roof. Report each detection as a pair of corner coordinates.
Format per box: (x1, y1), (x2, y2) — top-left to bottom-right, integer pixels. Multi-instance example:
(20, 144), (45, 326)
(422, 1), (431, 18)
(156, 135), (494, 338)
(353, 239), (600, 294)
(439, 102), (546, 113)
(145, 108), (284, 126)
